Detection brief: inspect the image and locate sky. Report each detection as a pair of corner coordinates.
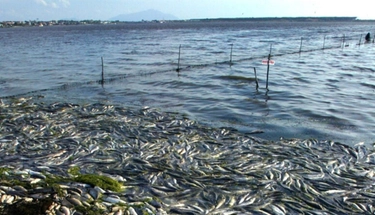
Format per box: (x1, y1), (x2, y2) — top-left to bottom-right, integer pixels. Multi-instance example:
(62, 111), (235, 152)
(1, 0), (374, 21)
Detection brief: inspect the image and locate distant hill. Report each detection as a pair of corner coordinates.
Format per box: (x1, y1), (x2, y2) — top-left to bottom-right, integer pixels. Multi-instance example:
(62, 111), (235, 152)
(110, 9), (178, 22)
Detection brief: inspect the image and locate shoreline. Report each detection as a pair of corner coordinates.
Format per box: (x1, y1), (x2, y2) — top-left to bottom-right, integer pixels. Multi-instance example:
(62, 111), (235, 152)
(2, 16), (374, 28)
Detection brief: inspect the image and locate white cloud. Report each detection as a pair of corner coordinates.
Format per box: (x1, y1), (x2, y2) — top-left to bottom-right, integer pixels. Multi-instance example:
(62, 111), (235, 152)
(35, 0), (48, 6)
(34, 0), (70, 8)
(59, 0), (70, 7)
(51, 2), (58, 8)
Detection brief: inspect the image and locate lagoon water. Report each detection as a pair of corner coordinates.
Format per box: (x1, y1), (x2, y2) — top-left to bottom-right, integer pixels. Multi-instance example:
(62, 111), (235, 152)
(1, 20), (375, 147)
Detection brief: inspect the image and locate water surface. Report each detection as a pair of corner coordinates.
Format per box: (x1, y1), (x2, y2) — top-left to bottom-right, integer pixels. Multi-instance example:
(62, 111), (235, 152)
(1, 21), (375, 146)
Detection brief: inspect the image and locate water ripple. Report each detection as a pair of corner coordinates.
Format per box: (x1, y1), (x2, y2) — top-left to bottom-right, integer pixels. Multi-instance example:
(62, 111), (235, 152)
(1, 21), (375, 146)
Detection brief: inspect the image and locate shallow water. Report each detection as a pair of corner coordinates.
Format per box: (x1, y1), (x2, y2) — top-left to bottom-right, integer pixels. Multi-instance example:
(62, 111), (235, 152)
(1, 21), (375, 146)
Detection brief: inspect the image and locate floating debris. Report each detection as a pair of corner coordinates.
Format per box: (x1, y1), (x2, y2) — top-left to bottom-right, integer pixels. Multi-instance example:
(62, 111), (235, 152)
(0, 97), (374, 214)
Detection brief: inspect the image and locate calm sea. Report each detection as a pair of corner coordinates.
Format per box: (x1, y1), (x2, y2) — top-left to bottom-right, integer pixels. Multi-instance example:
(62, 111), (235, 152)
(1, 20), (375, 147)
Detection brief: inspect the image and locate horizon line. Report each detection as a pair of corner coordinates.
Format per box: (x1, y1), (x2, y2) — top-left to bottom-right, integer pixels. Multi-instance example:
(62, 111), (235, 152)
(3, 16), (375, 22)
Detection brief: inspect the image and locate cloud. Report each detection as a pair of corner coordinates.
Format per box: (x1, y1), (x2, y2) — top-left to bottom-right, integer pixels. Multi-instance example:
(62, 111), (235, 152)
(59, 0), (70, 7)
(34, 0), (70, 8)
(35, 0), (48, 6)
(51, 2), (58, 8)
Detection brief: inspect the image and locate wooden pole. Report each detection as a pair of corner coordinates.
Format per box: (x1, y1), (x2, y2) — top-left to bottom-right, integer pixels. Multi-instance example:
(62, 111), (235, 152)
(266, 44), (272, 90)
(176, 45), (181, 72)
(269, 43), (273, 57)
(230, 44), (233, 65)
(358, 34), (362, 47)
(299, 37), (303, 54)
(101, 57), (104, 84)
(342, 34), (346, 49)
(323, 35), (326, 51)
(254, 67), (259, 90)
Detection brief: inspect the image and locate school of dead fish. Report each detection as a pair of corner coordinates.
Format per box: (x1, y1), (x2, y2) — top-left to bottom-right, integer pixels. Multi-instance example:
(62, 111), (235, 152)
(0, 97), (374, 214)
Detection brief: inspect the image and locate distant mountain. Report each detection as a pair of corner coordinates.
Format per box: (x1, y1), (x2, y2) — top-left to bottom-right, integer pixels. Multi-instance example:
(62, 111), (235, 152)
(110, 9), (178, 22)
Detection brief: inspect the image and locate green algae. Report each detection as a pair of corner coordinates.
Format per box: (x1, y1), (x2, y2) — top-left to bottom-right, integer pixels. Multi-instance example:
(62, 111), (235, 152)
(0, 168), (33, 189)
(0, 167), (10, 179)
(0, 167), (122, 195)
(68, 166), (81, 176)
(0, 168), (124, 214)
(67, 166), (123, 192)
(74, 174), (123, 192)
